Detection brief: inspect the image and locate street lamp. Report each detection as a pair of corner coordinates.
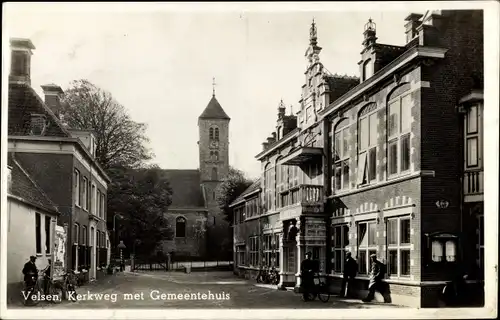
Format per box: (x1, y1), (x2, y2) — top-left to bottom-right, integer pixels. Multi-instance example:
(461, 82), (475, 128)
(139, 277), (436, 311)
(117, 240), (126, 271)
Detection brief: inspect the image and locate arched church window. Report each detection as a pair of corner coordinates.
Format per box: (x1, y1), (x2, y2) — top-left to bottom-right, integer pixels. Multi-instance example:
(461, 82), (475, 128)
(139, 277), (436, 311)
(176, 217), (186, 238)
(214, 128), (219, 141)
(209, 128), (214, 140)
(211, 167), (218, 180)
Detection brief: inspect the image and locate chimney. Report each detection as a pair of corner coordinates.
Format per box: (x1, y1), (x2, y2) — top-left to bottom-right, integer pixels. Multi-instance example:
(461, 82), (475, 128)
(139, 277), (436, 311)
(262, 142), (269, 151)
(9, 38), (35, 85)
(41, 84), (64, 119)
(267, 136), (275, 145)
(404, 13), (423, 43)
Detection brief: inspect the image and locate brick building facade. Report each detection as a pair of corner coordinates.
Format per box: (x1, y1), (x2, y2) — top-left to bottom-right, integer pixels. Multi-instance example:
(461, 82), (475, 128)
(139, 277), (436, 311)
(7, 38), (111, 281)
(231, 10), (484, 307)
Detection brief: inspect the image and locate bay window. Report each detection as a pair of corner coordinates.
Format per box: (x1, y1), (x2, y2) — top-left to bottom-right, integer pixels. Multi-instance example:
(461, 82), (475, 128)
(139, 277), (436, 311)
(357, 105), (378, 186)
(388, 93), (412, 176)
(465, 104), (480, 168)
(357, 220), (377, 275)
(333, 119), (350, 192)
(386, 217), (411, 278)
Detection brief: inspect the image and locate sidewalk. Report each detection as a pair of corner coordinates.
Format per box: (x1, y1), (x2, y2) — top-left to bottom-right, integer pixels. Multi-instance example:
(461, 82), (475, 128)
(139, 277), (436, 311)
(125, 270), (248, 285)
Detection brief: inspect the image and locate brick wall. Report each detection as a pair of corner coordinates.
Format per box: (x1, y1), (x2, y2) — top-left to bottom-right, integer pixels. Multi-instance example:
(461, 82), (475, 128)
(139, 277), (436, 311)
(161, 210), (208, 258)
(198, 119), (230, 182)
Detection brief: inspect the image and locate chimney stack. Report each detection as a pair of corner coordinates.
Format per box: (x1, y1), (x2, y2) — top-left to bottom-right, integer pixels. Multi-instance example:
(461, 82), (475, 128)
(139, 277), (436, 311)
(404, 13), (423, 44)
(41, 84), (65, 119)
(9, 38), (36, 85)
(262, 142), (269, 151)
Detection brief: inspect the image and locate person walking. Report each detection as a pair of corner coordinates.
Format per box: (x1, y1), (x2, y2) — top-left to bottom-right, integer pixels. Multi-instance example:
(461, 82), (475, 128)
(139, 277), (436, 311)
(340, 252), (357, 298)
(362, 254), (386, 302)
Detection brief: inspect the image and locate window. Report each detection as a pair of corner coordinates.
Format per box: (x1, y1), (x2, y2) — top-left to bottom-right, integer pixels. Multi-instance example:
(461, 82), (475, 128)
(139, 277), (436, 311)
(333, 119), (350, 192)
(236, 245), (246, 266)
(388, 93), (412, 176)
(467, 138), (478, 166)
(82, 226), (87, 246)
(306, 107), (313, 124)
(465, 105), (481, 168)
(45, 216), (51, 254)
(91, 184), (97, 215)
(97, 189), (101, 217)
(74, 169), (80, 206)
(363, 59), (373, 81)
(358, 105), (378, 185)
(176, 217), (186, 238)
(431, 236), (457, 263)
(36, 213), (42, 254)
(101, 194), (106, 220)
(274, 234), (280, 268)
(210, 151), (219, 161)
(386, 217), (411, 277)
(209, 128), (214, 140)
(211, 167), (218, 180)
(82, 177), (88, 210)
(73, 223), (79, 245)
(214, 128), (219, 141)
(467, 105), (478, 134)
(30, 114), (47, 136)
(357, 221), (377, 275)
(331, 225), (349, 273)
(263, 234), (272, 266)
(249, 236), (260, 267)
(264, 165), (275, 211)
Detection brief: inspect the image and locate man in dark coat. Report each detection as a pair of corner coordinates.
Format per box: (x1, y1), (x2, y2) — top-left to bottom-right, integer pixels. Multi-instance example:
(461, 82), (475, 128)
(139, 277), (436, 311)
(300, 252), (316, 301)
(340, 252), (357, 298)
(362, 254), (386, 302)
(22, 256), (38, 287)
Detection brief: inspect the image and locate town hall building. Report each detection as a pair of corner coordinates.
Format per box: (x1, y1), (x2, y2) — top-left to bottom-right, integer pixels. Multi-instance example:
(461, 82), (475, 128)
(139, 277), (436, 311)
(159, 86), (232, 261)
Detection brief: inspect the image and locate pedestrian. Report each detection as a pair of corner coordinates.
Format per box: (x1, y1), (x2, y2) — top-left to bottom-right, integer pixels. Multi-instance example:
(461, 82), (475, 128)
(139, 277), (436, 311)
(340, 252), (357, 298)
(362, 254), (387, 302)
(300, 252), (315, 301)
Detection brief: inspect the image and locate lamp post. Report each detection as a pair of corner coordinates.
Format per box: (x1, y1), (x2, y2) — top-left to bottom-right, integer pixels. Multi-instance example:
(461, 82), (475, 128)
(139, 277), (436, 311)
(117, 240), (126, 272)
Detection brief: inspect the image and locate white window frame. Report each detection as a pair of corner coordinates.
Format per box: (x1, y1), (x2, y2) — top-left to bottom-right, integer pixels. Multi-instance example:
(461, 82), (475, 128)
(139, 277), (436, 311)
(249, 236), (259, 267)
(74, 169), (81, 207)
(96, 189), (101, 218)
(331, 224), (349, 274)
(91, 184), (97, 215)
(386, 216), (411, 278)
(387, 92), (412, 178)
(357, 106), (378, 186)
(82, 177), (88, 211)
(465, 104), (481, 169)
(333, 119), (351, 193)
(357, 220), (377, 275)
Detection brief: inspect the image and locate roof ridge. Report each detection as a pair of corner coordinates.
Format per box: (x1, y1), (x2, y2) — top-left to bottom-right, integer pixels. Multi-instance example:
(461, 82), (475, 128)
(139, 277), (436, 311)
(11, 155), (59, 213)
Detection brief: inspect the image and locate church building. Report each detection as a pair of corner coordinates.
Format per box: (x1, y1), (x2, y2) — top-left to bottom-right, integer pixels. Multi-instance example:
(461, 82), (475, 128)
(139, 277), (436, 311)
(159, 85), (232, 260)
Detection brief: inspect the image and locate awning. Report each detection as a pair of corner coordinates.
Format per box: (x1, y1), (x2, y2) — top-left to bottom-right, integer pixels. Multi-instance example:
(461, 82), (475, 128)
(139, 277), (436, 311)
(279, 147), (323, 166)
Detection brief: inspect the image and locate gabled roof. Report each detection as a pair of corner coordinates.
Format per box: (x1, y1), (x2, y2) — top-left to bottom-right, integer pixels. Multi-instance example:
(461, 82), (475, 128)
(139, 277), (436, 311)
(159, 169), (205, 208)
(7, 155), (59, 215)
(198, 95), (230, 120)
(8, 82), (71, 137)
(230, 178), (261, 207)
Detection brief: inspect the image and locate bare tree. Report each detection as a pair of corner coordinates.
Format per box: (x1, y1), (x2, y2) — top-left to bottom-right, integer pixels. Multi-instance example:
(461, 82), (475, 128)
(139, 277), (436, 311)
(61, 79), (153, 169)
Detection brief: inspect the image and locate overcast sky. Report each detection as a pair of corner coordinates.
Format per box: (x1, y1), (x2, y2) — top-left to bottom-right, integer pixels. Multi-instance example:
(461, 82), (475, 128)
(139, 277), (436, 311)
(4, 3), (414, 179)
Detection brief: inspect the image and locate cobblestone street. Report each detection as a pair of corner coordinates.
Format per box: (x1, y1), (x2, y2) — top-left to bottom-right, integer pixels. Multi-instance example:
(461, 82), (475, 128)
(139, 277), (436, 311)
(23, 272), (403, 309)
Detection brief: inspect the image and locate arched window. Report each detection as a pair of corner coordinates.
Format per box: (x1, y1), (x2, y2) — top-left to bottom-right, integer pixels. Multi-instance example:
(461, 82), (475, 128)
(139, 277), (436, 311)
(176, 217), (186, 238)
(333, 118), (350, 192)
(209, 128), (214, 140)
(214, 128), (219, 141)
(357, 103), (378, 186)
(211, 167), (218, 180)
(387, 85), (412, 176)
(363, 59), (373, 81)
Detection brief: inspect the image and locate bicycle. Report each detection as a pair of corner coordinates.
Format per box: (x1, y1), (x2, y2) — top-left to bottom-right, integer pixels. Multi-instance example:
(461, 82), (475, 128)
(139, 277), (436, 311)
(22, 270), (63, 305)
(301, 273), (330, 303)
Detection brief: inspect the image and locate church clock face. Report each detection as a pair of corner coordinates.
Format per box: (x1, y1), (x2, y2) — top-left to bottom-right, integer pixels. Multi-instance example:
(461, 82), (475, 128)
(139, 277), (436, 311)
(210, 140), (219, 149)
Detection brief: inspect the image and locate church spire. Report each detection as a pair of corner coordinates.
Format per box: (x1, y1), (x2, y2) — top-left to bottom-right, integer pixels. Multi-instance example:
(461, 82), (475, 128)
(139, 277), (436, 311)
(212, 77), (216, 97)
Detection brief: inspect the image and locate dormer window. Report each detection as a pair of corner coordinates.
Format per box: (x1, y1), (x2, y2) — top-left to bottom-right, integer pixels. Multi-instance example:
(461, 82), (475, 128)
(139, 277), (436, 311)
(362, 59), (374, 81)
(30, 114), (47, 136)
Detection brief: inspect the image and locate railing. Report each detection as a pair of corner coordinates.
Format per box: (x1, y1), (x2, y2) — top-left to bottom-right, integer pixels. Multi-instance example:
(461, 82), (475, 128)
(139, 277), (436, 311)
(464, 170), (483, 195)
(279, 184), (323, 208)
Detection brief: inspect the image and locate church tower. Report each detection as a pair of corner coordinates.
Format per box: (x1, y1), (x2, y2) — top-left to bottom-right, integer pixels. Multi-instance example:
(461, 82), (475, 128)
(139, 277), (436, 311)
(198, 78), (230, 207)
